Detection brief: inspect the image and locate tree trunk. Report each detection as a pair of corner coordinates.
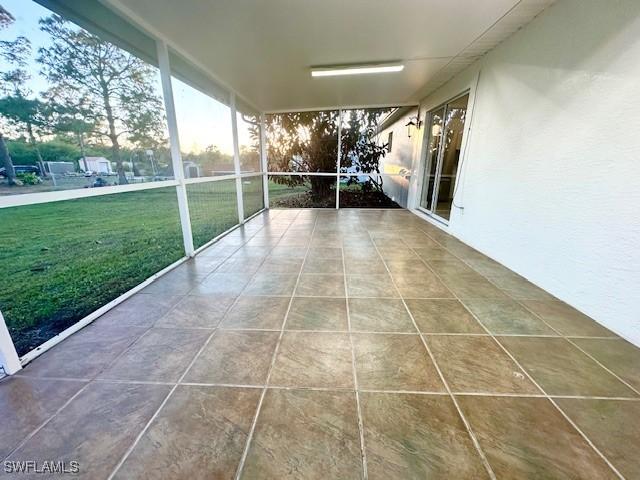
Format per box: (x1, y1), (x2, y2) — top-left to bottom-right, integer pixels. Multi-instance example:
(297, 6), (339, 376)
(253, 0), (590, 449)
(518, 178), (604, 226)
(26, 122), (46, 177)
(101, 87), (127, 184)
(309, 175), (334, 201)
(0, 132), (19, 186)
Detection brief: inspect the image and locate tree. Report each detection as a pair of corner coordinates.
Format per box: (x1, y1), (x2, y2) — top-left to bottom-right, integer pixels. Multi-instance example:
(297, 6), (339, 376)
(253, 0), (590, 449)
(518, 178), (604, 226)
(37, 15), (166, 184)
(0, 7), (30, 186)
(265, 109), (390, 200)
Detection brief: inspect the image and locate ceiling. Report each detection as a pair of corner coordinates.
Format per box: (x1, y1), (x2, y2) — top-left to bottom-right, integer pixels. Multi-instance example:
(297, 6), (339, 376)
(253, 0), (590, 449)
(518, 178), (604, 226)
(104, 0), (555, 112)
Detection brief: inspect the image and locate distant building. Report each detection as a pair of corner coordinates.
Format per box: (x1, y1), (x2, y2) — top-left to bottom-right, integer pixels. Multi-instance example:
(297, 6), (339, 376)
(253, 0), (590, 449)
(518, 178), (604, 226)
(81, 157), (113, 174)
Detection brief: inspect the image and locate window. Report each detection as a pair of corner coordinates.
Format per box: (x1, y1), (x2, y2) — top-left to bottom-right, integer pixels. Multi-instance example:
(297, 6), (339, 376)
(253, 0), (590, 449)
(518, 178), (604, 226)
(387, 131), (393, 153)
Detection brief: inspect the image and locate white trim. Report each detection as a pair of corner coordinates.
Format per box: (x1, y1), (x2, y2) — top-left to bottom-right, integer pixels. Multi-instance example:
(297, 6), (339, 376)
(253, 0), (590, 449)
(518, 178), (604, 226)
(156, 40), (195, 257)
(0, 180), (179, 209)
(260, 113), (269, 209)
(184, 174), (237, 184)
(230, 94), (245, 223)
(264, 102), (419, 114)
(19, 254), (189, 365)
(0, 310), (21, 375)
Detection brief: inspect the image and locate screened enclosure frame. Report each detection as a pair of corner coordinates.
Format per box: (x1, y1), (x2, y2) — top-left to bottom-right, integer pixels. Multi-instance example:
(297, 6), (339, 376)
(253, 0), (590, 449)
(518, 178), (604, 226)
(0, 31), (265, 373)
(264, 107), (418, 209)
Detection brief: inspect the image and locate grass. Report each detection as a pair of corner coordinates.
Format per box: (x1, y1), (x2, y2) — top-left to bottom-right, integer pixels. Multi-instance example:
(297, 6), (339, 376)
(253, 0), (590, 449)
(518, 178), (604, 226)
(0, 185), (239, 356)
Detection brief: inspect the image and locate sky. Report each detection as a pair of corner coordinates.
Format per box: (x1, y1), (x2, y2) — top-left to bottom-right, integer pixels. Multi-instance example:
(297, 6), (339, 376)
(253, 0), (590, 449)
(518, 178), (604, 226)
(0, 0), (250, 155)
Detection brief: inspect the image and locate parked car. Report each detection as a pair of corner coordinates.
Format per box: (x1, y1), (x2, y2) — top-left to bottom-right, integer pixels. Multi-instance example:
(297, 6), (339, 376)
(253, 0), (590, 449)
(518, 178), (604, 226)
(83, 170), (94, 177)
(0, 165), (41, 177)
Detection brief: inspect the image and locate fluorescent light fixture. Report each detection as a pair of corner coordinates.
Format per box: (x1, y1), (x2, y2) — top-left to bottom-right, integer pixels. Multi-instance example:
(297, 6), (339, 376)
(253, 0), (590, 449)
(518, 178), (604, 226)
(311, 64), (404, 77)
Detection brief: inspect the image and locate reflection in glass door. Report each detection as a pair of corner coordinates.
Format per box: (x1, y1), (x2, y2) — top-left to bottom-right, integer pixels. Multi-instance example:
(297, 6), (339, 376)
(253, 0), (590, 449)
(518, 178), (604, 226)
(419, 93), (469, 221)
(419, 107), (444, 211)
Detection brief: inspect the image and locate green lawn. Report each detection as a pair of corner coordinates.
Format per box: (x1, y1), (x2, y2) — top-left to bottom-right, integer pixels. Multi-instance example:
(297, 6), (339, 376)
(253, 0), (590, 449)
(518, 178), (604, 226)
(0, 185), (239, 356)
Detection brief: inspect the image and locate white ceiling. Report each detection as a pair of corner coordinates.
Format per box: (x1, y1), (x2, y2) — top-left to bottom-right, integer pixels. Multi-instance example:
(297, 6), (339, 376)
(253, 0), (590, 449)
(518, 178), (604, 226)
(105, 0), (555, 112)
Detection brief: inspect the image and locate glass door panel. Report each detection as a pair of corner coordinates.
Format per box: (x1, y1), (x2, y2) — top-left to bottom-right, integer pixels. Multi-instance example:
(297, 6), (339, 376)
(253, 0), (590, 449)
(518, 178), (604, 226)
(433, 94), (469, 220)
(419, 107), (445, 211)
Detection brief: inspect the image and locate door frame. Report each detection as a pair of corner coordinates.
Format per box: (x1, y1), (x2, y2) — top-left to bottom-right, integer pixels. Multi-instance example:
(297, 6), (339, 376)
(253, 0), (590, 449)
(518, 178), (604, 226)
(409, 70), (481, 226)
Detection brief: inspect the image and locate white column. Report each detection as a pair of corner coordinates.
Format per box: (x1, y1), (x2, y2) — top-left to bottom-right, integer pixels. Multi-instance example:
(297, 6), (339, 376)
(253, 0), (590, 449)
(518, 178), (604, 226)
(230, 94), (245, 223)
(156, 40), (195, 256)
(260, 113), (269, 209)
(335, 109), (342, 209)
(0, 310), (21, 375)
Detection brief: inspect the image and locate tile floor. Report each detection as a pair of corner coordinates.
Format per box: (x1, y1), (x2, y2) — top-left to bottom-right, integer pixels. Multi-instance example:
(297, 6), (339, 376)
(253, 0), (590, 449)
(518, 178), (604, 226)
(1, 208), (639, 479)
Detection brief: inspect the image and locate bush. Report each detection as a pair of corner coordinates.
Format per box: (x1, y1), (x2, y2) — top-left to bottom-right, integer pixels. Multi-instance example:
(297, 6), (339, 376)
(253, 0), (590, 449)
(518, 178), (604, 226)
(17, 172), (42, 185)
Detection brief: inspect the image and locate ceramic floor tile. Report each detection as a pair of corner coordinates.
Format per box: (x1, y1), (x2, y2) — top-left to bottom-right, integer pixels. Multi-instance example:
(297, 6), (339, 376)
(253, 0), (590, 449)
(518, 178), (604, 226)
(192, 273), (253, 296)
(269, 332), (353, 388)
(243, 273), (298, 296)
(360, 392), (489, 479)
(343, 257), (388, 274)
(258, 256), (304, 273)
(457, 396), (618, 479)
(486, 272), (555, 300)
(521, 300), (615, 337)
(286, 297), (348, 330)
(96, 293), (183, 328)
(241, 389), (363, 479)
(405, 299), (484, 333)
(7, 382), (170, 480)
(499, 337), (637, 397)
(307, 247), (343, 259)
(571, 338), (640, 392)
(348, 298), (415, 332)
(302, 256), (344, 274)
(413, 246), (459, 262)
(155, 295), (236, 328)
(392, 272), (454, 299)
(385, 259), (434, 275)
(462, 298), (557, 335)
(295, 274), (345, 297)
(221, 296), (290, 329)
(555, 398), (640, 479)
(439, 272), (509, 299)
(184, 330), (279, 385)
(346, 274), (398, 298)
(98, 328), (209, 382)
(352, 334), (444, 391)
(0, 377), (87, 458)
(426, 335), (539, 394)
(21, 324), (147, 379)
(115, 386), (261, 480)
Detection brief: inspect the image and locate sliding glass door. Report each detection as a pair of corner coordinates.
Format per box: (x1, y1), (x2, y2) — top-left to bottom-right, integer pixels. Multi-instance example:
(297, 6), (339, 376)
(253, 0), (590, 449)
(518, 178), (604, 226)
(419, 92), (469, 221)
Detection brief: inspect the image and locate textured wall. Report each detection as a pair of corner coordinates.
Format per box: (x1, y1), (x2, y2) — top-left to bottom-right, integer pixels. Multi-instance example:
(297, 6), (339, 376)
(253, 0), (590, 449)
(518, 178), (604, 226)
(418, 0), (640, 344)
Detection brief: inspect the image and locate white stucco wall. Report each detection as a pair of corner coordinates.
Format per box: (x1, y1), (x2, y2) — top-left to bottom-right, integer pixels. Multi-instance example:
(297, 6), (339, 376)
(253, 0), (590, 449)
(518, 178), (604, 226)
(416, 0), (640, 344)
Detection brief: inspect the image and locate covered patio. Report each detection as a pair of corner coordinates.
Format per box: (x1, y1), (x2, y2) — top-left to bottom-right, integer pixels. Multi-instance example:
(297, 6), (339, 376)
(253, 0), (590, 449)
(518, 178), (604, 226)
(2, 209), (638, 478)
(1, 0), (640, 478)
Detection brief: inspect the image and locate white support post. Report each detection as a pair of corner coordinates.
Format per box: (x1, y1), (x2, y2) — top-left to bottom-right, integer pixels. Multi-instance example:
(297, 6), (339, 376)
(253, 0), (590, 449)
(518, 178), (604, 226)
(230, 93), (245, 223)
(335, 109), (342, 209)
(156, 40), (195, 256)
(260, 113), (269, 209)
(0, 310), (21, 375)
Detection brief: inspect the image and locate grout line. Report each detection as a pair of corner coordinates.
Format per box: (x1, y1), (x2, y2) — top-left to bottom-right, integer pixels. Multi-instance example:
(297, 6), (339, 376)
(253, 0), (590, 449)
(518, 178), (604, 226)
(107, 218), (280, 480)
(368, 232), (498, 480)
(405, 231), (627, 479)
(233, 210), (317, 480)
(342, 245), (368, 480)
(514, 303), (640, 398)
(2, 381), (93, 462)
